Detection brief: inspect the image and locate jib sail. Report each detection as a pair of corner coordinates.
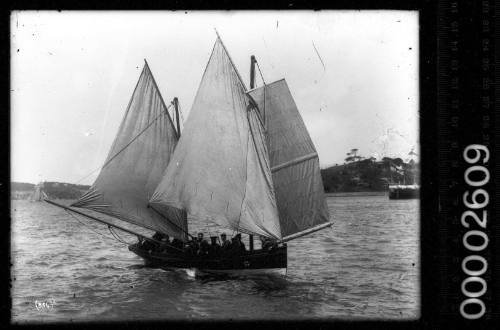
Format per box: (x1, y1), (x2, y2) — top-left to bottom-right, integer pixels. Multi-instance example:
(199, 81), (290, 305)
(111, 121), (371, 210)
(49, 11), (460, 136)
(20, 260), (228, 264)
(71, 62), (188, 240)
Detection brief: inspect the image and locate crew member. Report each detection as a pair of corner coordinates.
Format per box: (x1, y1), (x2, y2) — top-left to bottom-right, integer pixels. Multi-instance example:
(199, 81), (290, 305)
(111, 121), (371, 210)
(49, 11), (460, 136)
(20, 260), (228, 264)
(171, 237), (183, 250)
(231, 233), (246, 254)
(220, 233), (231, 250)
(197, 232), (210, 256)
(208, 236), (221, 257)
(261, 236), (278, 251)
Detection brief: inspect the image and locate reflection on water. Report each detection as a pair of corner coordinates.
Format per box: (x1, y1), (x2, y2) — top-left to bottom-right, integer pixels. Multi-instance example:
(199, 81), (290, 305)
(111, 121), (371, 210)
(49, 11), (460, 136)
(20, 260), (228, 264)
(11, 195), (419, 322)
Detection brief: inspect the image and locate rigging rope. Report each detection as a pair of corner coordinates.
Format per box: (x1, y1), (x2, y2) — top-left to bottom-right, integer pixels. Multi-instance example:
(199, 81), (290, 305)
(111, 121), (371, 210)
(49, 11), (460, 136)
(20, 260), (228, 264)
(178, 100), (185, 129)
(256, 60), (266, 86)
(169, 100), (176, 128)
(64, 209), (125, 244)
(108, 226), (136, 245)
(63, 206), (188, 252)
(74, 103), (173, 185)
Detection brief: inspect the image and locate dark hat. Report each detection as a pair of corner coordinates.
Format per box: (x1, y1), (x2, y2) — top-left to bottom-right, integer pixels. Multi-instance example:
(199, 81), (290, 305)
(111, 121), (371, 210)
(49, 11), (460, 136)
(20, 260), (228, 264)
(221, 233), (226, 237)
(235, 233), (242, 239)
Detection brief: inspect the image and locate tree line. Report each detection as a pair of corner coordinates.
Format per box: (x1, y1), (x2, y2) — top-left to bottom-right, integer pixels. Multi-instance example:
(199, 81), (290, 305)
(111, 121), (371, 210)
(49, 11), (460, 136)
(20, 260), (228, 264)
(321, 149), (419, 193)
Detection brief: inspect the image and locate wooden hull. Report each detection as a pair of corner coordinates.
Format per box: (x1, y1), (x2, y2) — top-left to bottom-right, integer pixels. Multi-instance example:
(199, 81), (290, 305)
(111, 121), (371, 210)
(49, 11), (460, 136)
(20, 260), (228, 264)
(128, 243), (287, 276)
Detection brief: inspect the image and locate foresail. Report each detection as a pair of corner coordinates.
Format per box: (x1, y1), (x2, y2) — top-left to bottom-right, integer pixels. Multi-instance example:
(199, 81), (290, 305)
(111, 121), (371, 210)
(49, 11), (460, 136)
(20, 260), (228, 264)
(150, 38), (282, 240)
(248, 79), (331, 239)
(71, 63), (188, 240)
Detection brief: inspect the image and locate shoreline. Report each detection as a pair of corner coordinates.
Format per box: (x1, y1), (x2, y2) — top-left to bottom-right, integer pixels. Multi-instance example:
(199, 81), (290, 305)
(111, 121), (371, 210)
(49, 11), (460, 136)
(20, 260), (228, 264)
(325, 191), (387, 197)
(12, 192), (389, 201)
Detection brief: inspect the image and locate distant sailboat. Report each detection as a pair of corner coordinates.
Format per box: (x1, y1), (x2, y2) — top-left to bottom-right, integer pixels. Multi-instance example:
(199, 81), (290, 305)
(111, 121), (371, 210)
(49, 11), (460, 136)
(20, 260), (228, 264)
(30, 183), (48, 202)
(387, 156), (419, 200)
(388, 184), (419, 199)
(47, 34), (332, 276)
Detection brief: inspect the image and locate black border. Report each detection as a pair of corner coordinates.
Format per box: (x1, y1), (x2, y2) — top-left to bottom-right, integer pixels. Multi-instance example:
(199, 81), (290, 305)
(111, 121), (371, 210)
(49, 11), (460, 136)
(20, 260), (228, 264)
(1, 1), (430, 329)
(4, 0), (498, 328)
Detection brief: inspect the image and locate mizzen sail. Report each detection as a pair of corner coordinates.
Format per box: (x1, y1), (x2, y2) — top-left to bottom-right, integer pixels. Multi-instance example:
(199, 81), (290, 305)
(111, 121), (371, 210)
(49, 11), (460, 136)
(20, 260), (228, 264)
(248, 79), (331, 240)
(71, 62), (188, 240)
(150, 37), (282, 240)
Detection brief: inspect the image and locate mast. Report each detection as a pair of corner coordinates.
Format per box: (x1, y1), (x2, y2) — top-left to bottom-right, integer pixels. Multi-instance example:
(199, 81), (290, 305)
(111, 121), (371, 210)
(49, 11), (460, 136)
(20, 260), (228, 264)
(249, 55), (257, 250)
(173, 97), (181, 137)
(250, 55), (257, 89)
(144, 59), (179, 139)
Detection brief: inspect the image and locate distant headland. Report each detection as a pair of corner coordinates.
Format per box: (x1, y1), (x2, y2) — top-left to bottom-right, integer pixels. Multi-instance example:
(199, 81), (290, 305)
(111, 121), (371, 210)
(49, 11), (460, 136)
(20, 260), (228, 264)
(11, 182), (90, 200)
(321, 155), (419, 193)
(11, 155), (419, 199)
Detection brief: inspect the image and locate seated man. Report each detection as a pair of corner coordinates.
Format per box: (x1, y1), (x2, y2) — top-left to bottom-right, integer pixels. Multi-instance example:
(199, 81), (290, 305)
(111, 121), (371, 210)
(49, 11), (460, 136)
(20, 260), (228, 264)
(171, 237), (183, 250)
(230, 233), (246, 255)
(159, 234), (171, 253)
(235, 233), (246, 253)
(183, 238), (197, 256)
(161, 234), (170, 243)
(261, 236), (278, 251)
(208, 236), (221, 257)
(141, 238), (156, 253)
(152, 232), (164, 241)
(196, 232), (210, 256)
(151, 232), (169, 252)
(220, 233), (231, 251)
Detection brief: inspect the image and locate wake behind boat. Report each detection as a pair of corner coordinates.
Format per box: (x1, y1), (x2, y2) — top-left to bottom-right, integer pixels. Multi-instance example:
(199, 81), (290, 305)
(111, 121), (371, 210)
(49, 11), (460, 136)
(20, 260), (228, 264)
(30, 182), (48, 202)
(47, 32), (332, 276)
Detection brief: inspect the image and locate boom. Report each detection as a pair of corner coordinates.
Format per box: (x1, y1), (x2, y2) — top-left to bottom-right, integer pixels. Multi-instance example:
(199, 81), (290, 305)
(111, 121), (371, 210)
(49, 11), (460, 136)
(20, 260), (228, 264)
(45, 199), (162, 245)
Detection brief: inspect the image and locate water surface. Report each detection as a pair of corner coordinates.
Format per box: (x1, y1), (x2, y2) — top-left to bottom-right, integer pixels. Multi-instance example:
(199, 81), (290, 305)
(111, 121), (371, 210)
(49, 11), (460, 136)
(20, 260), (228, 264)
(11, 194), (419, 322)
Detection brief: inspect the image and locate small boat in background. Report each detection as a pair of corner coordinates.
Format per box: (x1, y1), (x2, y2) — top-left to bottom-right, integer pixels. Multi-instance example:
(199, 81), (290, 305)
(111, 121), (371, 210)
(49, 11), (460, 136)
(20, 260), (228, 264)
(388, 184), (419, 199)
(29, 182), (49, 202)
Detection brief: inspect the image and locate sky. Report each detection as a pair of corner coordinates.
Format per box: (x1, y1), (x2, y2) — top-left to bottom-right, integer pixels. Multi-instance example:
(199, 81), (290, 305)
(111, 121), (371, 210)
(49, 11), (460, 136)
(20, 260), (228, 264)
(11, 10), (419, 185)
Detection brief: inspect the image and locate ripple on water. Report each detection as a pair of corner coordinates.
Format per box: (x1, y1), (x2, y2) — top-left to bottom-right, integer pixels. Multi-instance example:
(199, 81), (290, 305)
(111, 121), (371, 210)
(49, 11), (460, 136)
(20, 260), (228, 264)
(11, 197), (419, 321)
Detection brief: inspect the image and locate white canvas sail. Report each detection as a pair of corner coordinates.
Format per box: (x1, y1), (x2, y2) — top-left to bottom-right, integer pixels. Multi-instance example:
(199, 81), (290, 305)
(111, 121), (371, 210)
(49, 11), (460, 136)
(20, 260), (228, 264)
(30, 185), (41, 201)
(150, 37), (282, 240)
(248, 79), (331, 240)
(71, 62), (188, 240)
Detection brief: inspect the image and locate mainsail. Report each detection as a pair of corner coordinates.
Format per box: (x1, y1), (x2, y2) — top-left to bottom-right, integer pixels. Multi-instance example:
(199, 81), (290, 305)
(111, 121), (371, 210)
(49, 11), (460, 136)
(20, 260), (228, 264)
(71, 62), (188, 240)
(150, 37), (282, 240)
(248, 79), (331, 240)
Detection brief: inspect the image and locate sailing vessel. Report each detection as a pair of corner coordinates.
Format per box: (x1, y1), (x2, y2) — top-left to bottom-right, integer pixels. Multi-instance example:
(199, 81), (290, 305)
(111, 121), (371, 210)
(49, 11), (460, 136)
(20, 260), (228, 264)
(30, 183), (49, 202)
(47, 34), (332, 276)
(387, 157), (419, 200)
(388, 184), (419, 199)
